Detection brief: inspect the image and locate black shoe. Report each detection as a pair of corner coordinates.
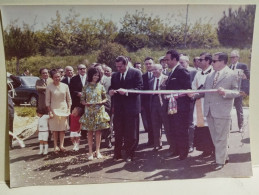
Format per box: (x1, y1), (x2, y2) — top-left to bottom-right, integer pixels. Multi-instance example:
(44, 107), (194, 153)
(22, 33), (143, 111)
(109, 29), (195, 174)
(214, 164), (224, 171)
(125, 157), (133, 162)
(146, 141), (154, 147)
(201, 151), (212, 158)
(178, 155), (187, 161)
(165, 151), (179, 158)
(188, 147), (194, 153)
(152, 146), (162, 152)
(113, 155), (122, 161)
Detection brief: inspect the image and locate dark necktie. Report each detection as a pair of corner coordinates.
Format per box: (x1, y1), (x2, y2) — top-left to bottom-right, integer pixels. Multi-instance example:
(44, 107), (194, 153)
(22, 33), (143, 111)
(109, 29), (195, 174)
(155, 78), (159, 90)
(231, 65), (235, 70)
(120, 73), (125, 86)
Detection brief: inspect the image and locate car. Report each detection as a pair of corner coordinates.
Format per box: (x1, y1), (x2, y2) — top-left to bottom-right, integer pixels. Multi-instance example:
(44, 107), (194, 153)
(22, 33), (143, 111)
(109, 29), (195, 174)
(12, 76), (39, 106)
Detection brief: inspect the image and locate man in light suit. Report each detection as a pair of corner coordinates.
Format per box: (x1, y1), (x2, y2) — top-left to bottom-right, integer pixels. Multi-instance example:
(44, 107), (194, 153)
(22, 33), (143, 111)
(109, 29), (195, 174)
(164, 49), (191, 161)
(69, 64), (87, 111)
(159, 56), (170, 76)
(229, 50), (250, 133)
(192, 52), (240, 170)
(149, 64), (170, 151)
(109, 56), (143, 162)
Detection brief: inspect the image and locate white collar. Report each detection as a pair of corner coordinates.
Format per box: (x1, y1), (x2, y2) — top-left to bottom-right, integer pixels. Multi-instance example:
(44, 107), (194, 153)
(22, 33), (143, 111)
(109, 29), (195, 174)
(171, 63), (180, 74)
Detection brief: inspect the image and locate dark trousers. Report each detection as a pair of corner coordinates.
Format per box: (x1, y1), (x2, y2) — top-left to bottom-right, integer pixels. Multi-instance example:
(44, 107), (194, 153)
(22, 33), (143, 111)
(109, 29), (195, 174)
(142, 103), (154, 143)
(168, 111), (189, 158)
(113, 111), (139, 158)
(188, 100), (195, 148)
(151, 96), (170, 147)
(234, 96), (244, 129)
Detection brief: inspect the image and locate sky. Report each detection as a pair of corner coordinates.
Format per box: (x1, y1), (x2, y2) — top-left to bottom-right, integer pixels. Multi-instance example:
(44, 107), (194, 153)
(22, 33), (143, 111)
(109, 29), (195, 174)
(0, 4), (245, 31)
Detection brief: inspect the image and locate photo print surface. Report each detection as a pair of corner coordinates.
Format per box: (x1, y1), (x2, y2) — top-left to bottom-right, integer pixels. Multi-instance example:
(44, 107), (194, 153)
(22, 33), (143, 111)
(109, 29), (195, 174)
(1, 4), (255, 187)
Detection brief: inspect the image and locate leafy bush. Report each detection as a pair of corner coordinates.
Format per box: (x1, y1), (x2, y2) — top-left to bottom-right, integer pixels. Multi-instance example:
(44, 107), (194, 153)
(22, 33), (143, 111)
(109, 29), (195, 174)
(97, 42), (128, 71)
(15, 106), (36, 117)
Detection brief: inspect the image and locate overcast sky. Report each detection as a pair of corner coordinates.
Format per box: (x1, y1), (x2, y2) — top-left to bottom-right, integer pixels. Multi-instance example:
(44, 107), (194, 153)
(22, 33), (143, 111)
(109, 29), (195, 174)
(1, 4), (245, 31)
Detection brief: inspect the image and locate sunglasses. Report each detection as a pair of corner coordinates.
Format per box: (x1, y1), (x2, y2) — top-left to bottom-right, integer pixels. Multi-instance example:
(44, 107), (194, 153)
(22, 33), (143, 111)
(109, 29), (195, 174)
(79, 68), (86, 70)
(198, 58), (205, 62)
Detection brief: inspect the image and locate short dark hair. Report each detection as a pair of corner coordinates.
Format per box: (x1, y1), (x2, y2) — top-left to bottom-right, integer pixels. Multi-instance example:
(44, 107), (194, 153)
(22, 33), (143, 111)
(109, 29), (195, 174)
(133, 62), (141, 68)
(87, 67), (101, 83)
(200, 52), (212, 64)
(39, 68), (48, 75)
(144, 57), (154, 62)
(74, 107), (83, 116)
(214, 52), (228, 64)
(166, 50), (180, 61)
(36, 109), (45, 115)
(115, 56), (128, 65)
(49, 69), (59, 79)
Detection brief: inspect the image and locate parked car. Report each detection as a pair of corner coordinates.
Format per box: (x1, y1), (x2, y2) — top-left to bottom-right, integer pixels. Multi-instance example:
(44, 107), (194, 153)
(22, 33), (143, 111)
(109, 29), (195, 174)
(12, 76), (39, 106)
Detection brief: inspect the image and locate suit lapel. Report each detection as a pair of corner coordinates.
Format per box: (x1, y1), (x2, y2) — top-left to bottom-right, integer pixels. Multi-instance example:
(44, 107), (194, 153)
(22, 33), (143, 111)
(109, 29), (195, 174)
(149, 77), (155, 90)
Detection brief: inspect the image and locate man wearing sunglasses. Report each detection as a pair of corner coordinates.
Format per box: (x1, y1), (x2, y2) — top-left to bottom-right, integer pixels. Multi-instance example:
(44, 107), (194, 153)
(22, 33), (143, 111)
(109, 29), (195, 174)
(190, 52), (240, 170)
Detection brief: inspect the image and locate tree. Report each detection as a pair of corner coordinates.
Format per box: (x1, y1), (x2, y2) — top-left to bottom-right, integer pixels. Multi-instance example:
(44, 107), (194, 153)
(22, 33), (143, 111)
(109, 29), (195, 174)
(97, 42), (128, 71)
(217, 5), (256, 48)
(4, 22), (38, 74)
(116, 9), (164, 51)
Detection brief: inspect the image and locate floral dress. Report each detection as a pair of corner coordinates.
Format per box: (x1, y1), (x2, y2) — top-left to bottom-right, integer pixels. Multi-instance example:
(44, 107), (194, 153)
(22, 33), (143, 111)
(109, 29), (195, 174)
(79, 82), (110, 131)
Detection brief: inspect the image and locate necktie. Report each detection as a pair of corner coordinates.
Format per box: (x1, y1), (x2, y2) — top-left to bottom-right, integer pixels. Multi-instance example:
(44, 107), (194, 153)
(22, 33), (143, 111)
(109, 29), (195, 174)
(155, 78), (159, 90)
(120, 73), (125, 85)
(231, 65), (235, 70)
(212, 71), (220, 88)
(149, 72), (153, 79)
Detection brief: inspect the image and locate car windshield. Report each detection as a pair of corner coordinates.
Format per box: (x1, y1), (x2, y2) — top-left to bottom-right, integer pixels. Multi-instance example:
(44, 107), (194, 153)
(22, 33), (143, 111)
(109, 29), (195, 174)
(21, 77), (39, 87)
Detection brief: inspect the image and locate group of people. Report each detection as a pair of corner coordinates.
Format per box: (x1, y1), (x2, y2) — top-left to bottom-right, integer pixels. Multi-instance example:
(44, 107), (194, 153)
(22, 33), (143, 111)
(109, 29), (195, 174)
(31, 49), (249, 171)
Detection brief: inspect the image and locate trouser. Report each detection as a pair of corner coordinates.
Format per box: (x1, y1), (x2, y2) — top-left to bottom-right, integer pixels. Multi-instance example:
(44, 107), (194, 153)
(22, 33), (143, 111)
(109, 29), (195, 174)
(234, 96), (244, 129)
(113, 111), (139, 158)
(207, 112), (231, 165)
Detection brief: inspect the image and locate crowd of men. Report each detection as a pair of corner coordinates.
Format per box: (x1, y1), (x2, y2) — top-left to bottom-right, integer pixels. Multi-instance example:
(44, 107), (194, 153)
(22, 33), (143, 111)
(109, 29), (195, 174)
(32, 49), (249, 170)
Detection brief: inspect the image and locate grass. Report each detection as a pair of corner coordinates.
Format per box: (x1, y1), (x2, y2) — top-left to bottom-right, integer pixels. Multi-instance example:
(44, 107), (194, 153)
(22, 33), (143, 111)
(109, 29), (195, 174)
(15, 106), (37, 117)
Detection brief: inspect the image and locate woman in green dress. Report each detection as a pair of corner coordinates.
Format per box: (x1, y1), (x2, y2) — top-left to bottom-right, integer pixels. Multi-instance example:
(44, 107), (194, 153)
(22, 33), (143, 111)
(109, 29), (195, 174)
(80, 67), (110, 160)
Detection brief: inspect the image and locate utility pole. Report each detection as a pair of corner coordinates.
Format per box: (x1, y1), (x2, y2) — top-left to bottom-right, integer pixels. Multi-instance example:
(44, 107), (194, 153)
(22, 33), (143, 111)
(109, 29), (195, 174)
(184, 4), (189, 48)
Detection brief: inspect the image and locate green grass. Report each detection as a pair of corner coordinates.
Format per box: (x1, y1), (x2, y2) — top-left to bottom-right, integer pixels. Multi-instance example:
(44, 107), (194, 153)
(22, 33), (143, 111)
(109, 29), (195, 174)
(15, 106), (37, 117)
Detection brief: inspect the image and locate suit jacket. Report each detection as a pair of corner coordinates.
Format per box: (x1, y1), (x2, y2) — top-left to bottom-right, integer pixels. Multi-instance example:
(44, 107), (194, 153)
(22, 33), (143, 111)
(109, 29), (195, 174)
(61, 76), (73, 86)
(109, 68), (143, 116)
(69, 74), (87, 108)
(162, 68), (170, 76)
(203, 67), (240, 119)
(166, 65), (191, 112)
(230, 62), (250, 94)
(35, 78), (51, 112)
(149, 74), (168, 110)
(141, 72), (152, 108)
(187, 66), (198, 83)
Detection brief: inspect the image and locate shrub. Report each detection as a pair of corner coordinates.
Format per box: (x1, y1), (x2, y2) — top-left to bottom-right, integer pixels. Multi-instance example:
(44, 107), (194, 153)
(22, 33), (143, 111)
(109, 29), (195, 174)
(15, 106), (36, 117)
(97, 42), (128, 71)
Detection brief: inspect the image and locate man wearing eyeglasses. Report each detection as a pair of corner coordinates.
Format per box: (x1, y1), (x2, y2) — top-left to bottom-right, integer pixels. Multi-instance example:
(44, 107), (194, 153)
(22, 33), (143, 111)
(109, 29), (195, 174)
(69, 64), (87, 111)
(190, 52), (240, 170)
(229, 50), (250, 133)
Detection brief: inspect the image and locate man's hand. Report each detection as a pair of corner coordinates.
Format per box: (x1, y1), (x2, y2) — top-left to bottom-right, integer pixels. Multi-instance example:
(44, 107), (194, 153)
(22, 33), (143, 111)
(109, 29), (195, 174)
(117, 88), (127, 95)
(109, 89), (117, 96)
(217, 87), (226, 96)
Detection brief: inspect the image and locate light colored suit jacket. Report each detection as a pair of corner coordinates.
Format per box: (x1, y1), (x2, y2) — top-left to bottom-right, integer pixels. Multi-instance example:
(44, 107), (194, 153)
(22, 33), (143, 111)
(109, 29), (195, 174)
(202, 67), (240, 119)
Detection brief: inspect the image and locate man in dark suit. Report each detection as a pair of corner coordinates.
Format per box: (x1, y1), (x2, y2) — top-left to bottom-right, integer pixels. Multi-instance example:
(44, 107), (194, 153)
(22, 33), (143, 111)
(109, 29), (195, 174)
(229, 50), (250, 133)
(61, 66), (74, 86)
(141, 57), (154, 146)
(69, 64), (87, 111)
(164, 49), (191, 161)
(149, 64), (170, 151)
(109, 56), (143, 162)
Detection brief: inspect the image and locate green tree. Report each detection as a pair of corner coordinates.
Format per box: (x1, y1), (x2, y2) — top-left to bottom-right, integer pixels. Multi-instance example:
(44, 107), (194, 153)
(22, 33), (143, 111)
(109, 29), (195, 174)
(4, 22), (38, 74)
(217, 5), (256, 48)
(116, 9), (164, 51)
(97, 42), (128, 71)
